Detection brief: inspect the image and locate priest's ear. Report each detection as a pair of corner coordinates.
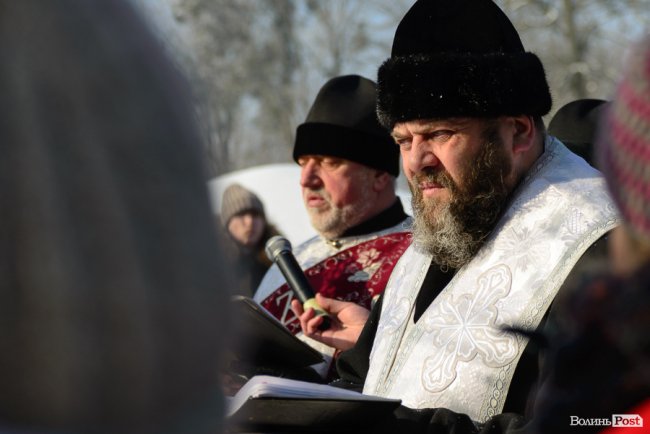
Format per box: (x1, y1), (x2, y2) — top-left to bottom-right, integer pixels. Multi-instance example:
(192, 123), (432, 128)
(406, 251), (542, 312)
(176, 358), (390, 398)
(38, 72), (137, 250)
(509, 115), (536, 155)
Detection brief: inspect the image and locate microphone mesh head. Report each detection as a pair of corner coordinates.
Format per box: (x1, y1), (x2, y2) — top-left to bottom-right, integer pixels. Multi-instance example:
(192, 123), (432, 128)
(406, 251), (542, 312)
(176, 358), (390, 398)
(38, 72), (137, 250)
(265, 235), (292, 261)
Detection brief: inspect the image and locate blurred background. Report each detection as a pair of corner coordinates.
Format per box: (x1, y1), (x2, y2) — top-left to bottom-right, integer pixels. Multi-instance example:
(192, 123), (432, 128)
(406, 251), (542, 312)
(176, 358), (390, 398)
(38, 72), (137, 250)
(129, 0), (649, 242)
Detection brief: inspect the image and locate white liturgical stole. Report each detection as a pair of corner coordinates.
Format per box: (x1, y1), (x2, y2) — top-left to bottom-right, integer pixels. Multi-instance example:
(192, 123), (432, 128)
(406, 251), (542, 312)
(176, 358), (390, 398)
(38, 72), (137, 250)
(363, 137), (620, 422)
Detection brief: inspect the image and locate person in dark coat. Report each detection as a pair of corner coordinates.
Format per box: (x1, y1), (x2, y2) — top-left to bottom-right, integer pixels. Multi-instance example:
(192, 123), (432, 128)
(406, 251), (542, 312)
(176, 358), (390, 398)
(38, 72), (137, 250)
(219, 183), (281, 298)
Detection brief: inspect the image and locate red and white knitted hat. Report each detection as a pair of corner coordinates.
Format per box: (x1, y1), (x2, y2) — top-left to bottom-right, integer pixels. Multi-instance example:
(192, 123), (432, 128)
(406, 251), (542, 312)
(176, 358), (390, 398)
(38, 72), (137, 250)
(597, 35), (650, 240)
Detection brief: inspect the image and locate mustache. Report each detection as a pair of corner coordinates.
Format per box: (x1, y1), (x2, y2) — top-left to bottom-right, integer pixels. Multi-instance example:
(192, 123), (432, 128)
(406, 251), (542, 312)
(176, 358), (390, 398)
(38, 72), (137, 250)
(410, 169), (459, 197)
(304, 187), (330, 200)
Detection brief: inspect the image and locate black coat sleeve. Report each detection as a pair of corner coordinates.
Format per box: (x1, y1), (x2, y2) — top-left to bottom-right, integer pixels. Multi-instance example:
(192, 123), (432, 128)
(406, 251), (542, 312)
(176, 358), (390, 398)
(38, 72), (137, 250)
(333, 296), (384, 389)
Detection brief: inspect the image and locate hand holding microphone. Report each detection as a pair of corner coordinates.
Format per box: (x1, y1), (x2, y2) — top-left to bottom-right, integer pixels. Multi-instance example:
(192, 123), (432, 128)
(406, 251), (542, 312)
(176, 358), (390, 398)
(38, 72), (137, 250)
(265, 236), (331, 331)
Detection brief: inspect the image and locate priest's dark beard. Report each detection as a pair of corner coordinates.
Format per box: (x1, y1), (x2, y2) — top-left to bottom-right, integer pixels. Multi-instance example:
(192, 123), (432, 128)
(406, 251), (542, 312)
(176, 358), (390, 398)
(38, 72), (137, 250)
(410, 123), (512, 270)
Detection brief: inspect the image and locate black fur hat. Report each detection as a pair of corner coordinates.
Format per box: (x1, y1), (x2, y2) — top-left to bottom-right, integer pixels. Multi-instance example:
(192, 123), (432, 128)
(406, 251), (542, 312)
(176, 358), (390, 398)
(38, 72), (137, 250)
(294, 75), (400, 177)
(377, 0), (552, 129)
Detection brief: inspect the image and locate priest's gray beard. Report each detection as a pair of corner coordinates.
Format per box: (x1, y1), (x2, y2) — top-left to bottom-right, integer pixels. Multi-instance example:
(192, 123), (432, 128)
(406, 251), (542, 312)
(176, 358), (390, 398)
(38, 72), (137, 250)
(410, 123), (512, 270)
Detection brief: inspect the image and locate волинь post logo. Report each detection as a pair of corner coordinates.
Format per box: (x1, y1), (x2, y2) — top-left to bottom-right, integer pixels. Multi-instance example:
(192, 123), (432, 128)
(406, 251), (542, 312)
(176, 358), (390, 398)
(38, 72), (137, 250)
(570, 414), (644, 428)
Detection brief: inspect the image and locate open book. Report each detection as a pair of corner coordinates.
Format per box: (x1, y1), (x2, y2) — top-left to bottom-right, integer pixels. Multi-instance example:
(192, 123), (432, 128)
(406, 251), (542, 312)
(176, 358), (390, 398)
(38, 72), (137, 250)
(226, 375), (402, 432)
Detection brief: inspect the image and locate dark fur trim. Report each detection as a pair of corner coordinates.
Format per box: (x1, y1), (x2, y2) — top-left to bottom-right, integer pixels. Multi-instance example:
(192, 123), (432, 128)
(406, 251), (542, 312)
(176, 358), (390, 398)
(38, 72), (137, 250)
(377, 51), (552, 129)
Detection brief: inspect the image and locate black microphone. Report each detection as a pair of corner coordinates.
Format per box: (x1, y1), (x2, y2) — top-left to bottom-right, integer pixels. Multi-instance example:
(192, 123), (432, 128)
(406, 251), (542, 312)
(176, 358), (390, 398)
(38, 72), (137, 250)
(265, 236), (331, 331)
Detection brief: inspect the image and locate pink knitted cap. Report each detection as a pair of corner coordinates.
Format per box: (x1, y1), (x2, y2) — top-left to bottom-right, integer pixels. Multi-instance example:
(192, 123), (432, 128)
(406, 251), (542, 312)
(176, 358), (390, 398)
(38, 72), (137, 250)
(598, 35), (650, 240)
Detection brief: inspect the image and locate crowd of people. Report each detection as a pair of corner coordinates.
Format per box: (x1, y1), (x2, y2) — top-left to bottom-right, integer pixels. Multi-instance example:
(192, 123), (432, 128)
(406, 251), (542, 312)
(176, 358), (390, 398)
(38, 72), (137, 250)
(2, 0), (649, 433)
(266, 0), (648, 432)
(289, 1), (618, 431)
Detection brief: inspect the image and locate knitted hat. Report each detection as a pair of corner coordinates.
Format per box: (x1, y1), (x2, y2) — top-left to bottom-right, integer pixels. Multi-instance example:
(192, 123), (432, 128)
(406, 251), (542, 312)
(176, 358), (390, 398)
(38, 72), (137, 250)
(548, 99), (608, 166)
(597, 36), (650, 240)
(377, 0), (552, 129)
(220, 183), (265, 226)
(294, 75), (400, 177)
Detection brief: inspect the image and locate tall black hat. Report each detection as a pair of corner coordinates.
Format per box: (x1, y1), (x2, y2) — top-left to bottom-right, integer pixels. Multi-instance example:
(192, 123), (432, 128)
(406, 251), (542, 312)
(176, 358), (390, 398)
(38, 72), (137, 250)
(294, 75), (400, 177)
(377, 0), (552, 129)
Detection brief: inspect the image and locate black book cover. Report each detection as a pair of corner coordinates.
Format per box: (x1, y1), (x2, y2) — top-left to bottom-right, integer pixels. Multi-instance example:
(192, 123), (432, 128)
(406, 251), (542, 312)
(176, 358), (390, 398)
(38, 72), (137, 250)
(229, 295), (324, 369)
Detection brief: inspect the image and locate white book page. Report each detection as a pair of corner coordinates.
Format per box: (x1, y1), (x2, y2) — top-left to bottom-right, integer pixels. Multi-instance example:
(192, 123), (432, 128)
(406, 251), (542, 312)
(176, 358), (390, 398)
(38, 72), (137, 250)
(227, 375), (398, 417)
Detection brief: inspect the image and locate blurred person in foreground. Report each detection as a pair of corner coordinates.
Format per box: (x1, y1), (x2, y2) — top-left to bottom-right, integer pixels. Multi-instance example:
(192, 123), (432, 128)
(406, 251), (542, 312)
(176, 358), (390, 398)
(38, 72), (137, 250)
(219, 183), (281, 298)
(0, 1), (226, 433)
(291, 0), (619, 431)
(254, 75), (412, 377)
(530, 34), (650, 434)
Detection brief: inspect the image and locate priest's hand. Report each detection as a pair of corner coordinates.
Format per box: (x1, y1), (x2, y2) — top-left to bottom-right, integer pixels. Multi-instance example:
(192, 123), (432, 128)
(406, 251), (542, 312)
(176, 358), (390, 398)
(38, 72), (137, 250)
(291, 292), (369, 351)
